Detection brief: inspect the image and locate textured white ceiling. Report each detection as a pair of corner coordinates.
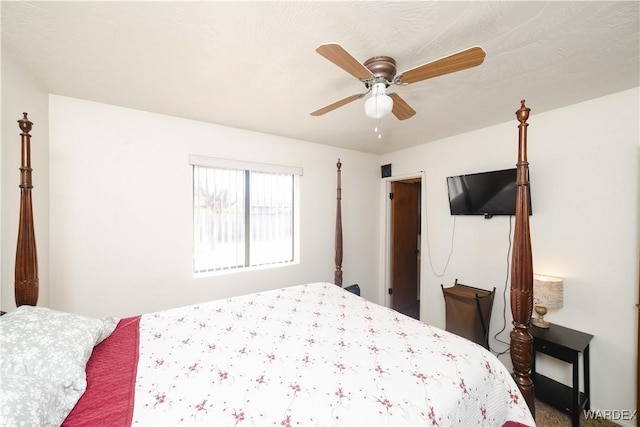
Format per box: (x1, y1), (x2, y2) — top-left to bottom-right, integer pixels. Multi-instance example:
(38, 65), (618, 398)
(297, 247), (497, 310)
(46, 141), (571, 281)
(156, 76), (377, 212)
(2, 1), (638, 154)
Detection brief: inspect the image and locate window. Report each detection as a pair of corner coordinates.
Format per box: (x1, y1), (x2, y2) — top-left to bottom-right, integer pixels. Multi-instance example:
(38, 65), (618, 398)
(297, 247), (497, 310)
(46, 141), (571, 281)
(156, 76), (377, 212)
(190, 156), (301, 274)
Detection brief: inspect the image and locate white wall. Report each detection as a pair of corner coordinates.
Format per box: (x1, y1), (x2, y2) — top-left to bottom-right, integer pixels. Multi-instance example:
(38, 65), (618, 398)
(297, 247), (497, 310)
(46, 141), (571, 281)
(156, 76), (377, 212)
(381, 88), (639, 418)
(48, 96), (380, 317)
(1, 54), (49, 311)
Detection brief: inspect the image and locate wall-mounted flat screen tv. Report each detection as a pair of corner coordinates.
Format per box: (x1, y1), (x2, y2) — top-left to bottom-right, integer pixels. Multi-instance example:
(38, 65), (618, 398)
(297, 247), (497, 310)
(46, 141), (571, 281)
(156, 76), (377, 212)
(446, 168), (532, 216)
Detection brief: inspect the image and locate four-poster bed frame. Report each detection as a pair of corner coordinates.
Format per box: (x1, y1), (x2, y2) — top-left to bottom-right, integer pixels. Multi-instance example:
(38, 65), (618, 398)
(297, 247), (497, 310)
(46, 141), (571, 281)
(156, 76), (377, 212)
(14, 113), (39, 307)
(334, 158), (343, 287)
(510, 100), (535, 415)
(11, 100), (535, 418)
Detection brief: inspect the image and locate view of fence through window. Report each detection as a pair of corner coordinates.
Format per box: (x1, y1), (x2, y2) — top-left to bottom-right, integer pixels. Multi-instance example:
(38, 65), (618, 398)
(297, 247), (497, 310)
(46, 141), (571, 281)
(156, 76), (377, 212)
(193, 165), (295, 273)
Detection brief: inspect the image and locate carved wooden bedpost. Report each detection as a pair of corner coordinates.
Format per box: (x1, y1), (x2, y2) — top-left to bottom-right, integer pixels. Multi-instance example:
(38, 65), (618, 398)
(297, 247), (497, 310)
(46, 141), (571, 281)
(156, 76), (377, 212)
(15, 113), (39, 306)
(334, 159), (343, 287)
(510, 100), (534, 416)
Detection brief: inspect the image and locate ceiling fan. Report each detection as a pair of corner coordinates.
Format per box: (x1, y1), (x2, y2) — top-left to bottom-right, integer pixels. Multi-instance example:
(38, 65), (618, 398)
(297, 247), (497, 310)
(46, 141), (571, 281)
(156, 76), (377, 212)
(310, 43), (486, 120)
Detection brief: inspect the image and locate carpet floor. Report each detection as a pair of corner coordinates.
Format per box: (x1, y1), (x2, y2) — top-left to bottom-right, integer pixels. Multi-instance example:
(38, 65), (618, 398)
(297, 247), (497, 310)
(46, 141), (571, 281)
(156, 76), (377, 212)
(535, 399), (620, 427)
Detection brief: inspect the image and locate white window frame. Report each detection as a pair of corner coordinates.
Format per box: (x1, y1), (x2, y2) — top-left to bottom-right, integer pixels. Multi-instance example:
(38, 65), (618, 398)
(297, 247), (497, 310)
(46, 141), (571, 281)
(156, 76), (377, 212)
(190, 155), (302, 276)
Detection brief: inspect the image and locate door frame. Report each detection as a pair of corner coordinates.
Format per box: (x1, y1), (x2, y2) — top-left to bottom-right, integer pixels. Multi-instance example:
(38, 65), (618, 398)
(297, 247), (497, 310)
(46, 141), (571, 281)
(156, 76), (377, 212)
(381, 171), (426, 310)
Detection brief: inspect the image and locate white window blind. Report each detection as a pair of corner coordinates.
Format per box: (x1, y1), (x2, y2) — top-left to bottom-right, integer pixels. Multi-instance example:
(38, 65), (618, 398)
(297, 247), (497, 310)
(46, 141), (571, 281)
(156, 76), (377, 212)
(191, 156), (301, 274)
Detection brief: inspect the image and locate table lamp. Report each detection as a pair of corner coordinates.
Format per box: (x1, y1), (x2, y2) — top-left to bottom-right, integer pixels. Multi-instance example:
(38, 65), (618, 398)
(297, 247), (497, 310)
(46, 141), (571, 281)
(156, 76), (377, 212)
(532, 274), (563, 328)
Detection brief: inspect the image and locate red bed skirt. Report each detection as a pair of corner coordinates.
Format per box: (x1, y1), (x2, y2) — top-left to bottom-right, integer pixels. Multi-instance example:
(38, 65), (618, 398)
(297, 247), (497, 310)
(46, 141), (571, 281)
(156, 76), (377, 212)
(63, 316), (141, 426)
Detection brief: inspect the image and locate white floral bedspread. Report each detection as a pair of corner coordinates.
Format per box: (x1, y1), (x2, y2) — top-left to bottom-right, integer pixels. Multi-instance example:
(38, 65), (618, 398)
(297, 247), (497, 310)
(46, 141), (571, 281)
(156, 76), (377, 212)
(132, 283), (534, 426)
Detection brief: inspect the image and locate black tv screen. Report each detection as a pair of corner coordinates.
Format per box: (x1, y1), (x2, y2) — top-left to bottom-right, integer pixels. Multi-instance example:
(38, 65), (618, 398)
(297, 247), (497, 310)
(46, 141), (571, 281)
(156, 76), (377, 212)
(446, 168), (531, 216)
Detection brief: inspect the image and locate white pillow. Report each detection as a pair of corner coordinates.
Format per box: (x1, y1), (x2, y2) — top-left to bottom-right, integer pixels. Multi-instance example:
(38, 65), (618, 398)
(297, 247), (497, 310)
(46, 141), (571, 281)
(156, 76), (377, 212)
(0, 306), (118, 426)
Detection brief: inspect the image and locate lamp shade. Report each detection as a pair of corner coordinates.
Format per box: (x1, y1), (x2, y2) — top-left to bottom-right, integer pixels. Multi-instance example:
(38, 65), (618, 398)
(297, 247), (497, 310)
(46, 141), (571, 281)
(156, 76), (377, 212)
(364, 82), (393, 119)
(533, 274), (564, 309)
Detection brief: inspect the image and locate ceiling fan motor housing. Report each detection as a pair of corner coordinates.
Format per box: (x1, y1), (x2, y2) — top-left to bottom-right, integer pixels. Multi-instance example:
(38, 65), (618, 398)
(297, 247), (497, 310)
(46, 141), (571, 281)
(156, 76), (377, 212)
(363, 56), (397, 87)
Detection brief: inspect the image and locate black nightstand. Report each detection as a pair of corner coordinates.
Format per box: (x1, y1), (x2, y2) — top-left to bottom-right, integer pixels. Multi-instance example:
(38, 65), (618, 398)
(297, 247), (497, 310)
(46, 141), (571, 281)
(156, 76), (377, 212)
(530, 322), (593, 427)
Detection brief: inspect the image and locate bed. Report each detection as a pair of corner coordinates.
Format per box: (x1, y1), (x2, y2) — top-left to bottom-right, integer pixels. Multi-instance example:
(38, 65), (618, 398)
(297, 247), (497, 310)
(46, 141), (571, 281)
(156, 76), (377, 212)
(1, 102), (536, 426)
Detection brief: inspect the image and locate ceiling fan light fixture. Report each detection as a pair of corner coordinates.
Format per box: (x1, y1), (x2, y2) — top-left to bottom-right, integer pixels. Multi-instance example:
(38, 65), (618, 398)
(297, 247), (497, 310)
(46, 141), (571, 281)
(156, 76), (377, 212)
(364, 82), (393, 119)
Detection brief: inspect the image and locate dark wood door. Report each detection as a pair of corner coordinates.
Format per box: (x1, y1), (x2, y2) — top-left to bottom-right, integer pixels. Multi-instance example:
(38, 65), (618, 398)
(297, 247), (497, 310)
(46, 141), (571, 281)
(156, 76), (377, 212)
(391, 181), (420, 319)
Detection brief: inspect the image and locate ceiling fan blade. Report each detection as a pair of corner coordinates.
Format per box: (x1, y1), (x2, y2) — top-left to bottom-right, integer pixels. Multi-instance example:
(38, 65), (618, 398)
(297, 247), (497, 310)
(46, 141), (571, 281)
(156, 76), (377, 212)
(397, 46), (486, 85)
(388, 93), (416, 120)
(310, 93), (364, 116)
(316, 43), (374, 80)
